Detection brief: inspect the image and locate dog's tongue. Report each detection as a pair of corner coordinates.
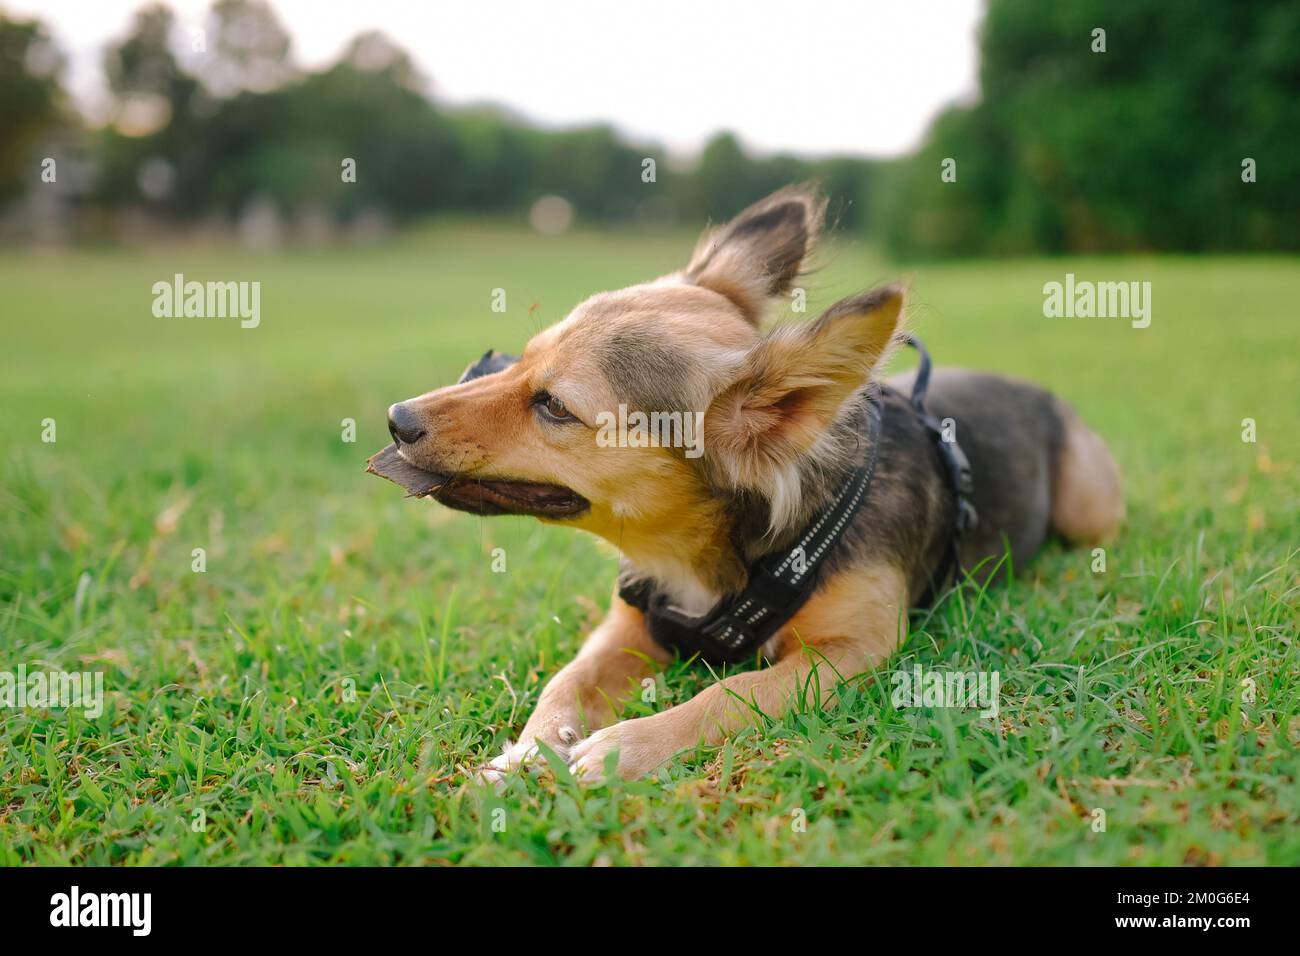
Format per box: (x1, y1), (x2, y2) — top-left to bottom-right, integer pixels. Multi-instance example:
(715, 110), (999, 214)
(365, 444), (448, 497)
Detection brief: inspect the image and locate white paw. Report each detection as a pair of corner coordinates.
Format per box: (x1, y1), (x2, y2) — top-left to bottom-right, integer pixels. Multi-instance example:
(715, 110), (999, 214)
(567, 725), (629, 782)
(475, 739), (538, 785)
(476, 726), (582, 785)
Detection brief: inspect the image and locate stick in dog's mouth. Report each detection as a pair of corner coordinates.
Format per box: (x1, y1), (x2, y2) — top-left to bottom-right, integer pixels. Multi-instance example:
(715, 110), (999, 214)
(366, 443), (589, 518)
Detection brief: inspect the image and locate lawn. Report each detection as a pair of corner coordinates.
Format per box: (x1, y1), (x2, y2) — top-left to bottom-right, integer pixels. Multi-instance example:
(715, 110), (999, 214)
(1, 223), (1296, 865)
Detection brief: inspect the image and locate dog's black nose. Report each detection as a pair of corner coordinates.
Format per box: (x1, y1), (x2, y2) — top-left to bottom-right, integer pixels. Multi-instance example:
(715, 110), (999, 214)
(387, 403), (426, 445)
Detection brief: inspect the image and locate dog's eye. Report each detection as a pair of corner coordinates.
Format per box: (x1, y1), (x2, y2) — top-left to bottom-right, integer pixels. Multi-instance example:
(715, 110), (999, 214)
(534, 391), (579, 424)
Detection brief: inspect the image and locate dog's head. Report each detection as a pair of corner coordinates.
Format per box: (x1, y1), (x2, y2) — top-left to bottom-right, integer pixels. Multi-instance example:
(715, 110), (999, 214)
(370, 185), (904, 591)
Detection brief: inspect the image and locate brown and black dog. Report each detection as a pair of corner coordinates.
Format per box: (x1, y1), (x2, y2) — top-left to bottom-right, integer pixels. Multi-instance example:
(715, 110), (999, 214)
(369, 185), (1123, 781)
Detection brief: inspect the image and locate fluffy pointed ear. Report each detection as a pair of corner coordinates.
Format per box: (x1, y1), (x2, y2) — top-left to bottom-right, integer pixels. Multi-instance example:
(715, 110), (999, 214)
(682, 184), (827, 324)
(704, 285), (905, 513)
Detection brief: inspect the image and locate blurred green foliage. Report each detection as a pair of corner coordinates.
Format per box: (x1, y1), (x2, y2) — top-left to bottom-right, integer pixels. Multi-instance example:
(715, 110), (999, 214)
(0, 13), (65, 206)
(878, 0), (1300, 256)
(0, 1), (878, 232)
(1, 0), (1296, 253)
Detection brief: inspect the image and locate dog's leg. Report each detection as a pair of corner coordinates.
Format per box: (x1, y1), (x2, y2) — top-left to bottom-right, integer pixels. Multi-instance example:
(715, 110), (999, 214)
(568, 565), (907, 781)
(480, 597), (668, 781)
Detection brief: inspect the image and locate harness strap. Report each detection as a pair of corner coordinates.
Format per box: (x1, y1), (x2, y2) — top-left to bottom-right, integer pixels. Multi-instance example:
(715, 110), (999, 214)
(622, 335), (979, 663)
(459, 350), (520, 383)
(899, 335), (978, 605)
(620, 392), (884, 664)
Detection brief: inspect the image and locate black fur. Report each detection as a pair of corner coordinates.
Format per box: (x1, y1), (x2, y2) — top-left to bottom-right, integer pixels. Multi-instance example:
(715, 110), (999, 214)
(754, 369), (1068, 606)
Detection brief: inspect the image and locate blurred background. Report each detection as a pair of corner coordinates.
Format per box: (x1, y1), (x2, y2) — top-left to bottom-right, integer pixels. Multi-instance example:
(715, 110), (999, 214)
(2, 0), (1296, 253)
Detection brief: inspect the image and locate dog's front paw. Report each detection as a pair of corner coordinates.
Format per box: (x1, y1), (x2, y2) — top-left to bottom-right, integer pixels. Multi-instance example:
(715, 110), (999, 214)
(567, 719), (666, 782)
(475, 738), (539, 785)
(476, 724), (583, 785)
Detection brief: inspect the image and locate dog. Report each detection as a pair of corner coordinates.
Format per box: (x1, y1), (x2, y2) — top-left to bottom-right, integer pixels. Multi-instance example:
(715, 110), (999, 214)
(368, 185), (1124, 782)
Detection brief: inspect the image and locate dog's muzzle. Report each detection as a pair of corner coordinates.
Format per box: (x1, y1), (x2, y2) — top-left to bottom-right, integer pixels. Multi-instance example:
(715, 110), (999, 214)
(366, 350), (590, 519)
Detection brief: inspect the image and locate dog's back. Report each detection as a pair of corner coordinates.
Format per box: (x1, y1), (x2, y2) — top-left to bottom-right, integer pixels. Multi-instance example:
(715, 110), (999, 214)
(887, 367), (1123, 594)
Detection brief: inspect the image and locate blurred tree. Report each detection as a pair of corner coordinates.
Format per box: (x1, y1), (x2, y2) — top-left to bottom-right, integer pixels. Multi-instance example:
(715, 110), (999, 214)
(692, 132), (759, 219)
(48, 1), (879, 235)
(337, 30), (427, 93)
(880, 0), (1300, 256)
(165, 28), (459, 221)
(97, 4), (201, 210)
(0, 13), (67, 207)
(7, 0), (1297, 252)
(445, 108), (539, 211)
(534, 125), (659, 219)
(198, 0), (295, 96)
(272, 49), (457, 219)
(807, 156), (878, 232)
(688, 132), (836, 225)
(103, 3), (186, 104)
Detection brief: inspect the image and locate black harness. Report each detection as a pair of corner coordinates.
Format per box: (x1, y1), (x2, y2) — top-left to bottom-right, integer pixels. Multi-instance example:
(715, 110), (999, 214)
(900, 336), (979, 606)
(458, 337), (978, 666)
(619, 391), (884, 664)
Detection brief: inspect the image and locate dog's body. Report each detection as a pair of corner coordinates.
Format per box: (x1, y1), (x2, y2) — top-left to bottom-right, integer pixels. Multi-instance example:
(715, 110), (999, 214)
(877, 367), (1118, 602)
(370, 185), (1123, 781)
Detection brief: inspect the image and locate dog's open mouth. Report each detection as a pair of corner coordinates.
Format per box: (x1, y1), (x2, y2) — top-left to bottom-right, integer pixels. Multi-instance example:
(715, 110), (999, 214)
(366, 444), (589, 518)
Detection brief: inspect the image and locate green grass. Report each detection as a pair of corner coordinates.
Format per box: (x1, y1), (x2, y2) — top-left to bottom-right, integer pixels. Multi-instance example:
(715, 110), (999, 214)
(1, 224), (1296, 865)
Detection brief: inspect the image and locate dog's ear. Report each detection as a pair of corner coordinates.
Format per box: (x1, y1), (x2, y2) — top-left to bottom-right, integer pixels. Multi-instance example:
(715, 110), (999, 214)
(682, 184), (827, 324)
(704, 285), (905, 517)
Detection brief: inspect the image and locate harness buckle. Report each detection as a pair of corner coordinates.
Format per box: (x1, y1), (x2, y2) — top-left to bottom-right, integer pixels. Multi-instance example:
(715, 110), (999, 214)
(956, 497), (978, 535)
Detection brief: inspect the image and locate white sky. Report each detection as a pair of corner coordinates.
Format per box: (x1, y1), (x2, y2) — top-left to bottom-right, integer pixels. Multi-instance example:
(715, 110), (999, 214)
(10, 0), (984, 159)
